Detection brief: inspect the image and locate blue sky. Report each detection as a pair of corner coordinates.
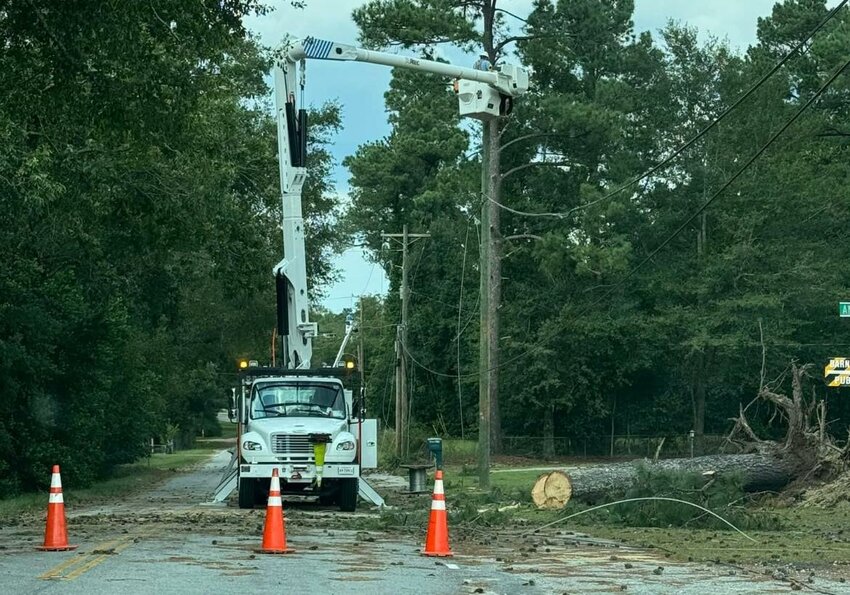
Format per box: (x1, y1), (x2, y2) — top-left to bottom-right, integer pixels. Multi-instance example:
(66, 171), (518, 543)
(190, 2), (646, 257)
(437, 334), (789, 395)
(243, 0), (814, 313)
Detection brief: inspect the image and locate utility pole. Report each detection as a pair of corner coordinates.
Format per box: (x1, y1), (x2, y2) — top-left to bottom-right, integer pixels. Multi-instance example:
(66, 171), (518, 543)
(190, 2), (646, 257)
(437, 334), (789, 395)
(478, 107), (503, 489)
(487, 118), (502, 457)
(400, 224), (409, 459)
(358, 298), (365, 390)
(382, 226), (429, 459)
(393, 332), (403, 455)
(358, 296), (365, 416)
(478, 122), (492, 489)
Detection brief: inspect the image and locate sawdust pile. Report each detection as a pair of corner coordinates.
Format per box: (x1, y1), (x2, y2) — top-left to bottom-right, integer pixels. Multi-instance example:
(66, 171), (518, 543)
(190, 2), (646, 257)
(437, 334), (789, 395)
(802, 472), (850, 508)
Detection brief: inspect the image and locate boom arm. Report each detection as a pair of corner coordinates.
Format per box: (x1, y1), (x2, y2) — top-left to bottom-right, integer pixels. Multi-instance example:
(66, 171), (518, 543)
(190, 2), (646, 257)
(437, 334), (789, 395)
(272, 52), (315, 369)
(273, 36), (529, 369)
(287, 38), (528, 98)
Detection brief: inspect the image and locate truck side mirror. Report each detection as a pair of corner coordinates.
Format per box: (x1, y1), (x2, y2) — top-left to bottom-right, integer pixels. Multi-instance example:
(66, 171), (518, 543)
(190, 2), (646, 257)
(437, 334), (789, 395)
(227, 389), (237, 423)
(351, 389), (365, 420)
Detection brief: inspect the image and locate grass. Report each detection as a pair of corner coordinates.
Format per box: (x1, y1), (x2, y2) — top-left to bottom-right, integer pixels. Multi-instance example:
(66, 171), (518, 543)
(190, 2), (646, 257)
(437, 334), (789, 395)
(383, 461), (850, 571)
(441, 438), (478, 463)
(433, 488), (850, 569)
(0, 430), (227, 521)
(377, 433), (575, 469)
(581, 505), (850, 566)
(216, 422), (238, 440)
(444, 466), (543, 496)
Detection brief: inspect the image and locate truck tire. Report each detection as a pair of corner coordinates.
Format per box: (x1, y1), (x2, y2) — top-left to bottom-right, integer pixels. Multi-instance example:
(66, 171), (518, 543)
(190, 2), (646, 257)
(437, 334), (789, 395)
(238, 477), (256, 509)
(318, 482), (337, 506)
(338, 478), (358, 512)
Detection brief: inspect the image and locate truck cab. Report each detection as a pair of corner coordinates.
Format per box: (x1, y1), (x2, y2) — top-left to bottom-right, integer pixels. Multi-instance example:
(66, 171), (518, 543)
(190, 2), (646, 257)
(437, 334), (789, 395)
(235, 368), (377, 511)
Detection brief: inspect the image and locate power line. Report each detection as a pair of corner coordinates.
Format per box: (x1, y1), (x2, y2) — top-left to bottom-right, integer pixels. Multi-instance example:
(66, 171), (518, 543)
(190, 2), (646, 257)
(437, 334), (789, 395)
(410, 289), (465, 310)
(408, 237), (429, 293)
(359, 261), (377, 296)
(404, 53), (850, 380)
(489, 0), (849, 220)
(492, 53), (850, 375)
(578, 54), (850, 308)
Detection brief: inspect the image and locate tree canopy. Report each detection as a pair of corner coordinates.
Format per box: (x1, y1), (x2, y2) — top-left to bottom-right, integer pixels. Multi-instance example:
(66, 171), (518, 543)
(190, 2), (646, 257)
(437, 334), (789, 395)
(0, 0), (344, 495)
(345, 0), (850, 455)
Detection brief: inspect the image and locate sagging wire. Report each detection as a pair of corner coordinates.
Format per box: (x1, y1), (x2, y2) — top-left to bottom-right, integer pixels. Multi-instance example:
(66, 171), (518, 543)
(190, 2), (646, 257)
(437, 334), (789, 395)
(521, 497), (756, 542)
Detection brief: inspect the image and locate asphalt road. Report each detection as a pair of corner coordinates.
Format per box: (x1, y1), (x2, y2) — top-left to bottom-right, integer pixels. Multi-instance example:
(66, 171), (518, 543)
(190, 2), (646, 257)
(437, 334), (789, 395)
(2, 451), (847, 594)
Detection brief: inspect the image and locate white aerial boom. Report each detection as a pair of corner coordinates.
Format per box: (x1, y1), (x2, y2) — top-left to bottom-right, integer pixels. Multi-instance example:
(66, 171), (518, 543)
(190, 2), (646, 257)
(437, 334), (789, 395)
(273, 36), (529, 369)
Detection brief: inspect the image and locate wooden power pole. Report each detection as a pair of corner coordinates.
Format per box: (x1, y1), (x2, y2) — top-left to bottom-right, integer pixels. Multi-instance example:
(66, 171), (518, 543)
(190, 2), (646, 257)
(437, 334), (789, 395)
(382, 225), (429, 459)
(478, 116), (502, 489)
(478, 123), (492, 488)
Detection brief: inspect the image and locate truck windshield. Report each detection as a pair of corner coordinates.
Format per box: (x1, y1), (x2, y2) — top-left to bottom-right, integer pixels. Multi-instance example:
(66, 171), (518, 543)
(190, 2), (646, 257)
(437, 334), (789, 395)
(251, 383), (345, 419)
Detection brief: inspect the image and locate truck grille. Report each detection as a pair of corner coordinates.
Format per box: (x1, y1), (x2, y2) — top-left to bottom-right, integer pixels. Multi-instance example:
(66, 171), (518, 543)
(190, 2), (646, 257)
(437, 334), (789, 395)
(270, 433), (313, 456)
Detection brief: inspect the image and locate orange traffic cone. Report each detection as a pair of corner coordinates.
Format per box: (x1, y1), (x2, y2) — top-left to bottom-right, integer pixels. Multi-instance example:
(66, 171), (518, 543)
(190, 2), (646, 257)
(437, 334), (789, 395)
(255, 469), (293, 554)
(422, 469), (453, 557)
(37, 465), (77, 551)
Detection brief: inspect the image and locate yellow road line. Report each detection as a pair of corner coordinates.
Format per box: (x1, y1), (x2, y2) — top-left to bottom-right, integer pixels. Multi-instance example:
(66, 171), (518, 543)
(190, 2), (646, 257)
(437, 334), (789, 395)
(38, 552), (94, 580)
(39, 536), (135, 581)
(63, 538), (135, 581)
(39, 538), (122, 580)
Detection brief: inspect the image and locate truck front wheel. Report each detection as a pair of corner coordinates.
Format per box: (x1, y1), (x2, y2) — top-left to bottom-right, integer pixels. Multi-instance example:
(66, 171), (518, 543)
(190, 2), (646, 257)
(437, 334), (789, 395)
(238, 477), (256, 509)
(338, 478), (358, 512)
(318, 481), (337, 506)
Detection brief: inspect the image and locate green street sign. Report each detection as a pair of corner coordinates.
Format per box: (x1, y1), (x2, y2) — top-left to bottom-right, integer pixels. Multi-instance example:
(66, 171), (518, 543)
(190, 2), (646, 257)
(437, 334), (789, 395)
(841, 302), (850, 318)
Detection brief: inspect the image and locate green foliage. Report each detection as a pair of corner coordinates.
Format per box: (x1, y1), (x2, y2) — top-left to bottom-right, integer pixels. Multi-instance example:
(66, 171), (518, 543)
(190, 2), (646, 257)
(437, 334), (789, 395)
(0, 1), (343, 496)
(345, 0), (850, 452)
(353, 0), (480, 50)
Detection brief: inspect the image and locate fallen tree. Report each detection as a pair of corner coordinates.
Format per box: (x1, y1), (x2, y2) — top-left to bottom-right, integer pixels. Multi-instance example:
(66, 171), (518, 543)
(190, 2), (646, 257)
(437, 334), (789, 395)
(532, 362), (850, 509)
(531, 453), (798, 508)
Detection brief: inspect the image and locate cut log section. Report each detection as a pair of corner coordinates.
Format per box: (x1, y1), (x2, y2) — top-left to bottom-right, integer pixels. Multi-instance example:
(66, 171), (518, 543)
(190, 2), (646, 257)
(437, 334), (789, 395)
(531, 470), (572, 509)
(531, 452), (802, 508)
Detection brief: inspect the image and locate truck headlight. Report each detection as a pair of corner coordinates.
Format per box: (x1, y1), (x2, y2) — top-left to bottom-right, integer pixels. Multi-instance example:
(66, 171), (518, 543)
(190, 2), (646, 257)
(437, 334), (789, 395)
(336, 440), (355, 451)
(242, 440), (263, 451)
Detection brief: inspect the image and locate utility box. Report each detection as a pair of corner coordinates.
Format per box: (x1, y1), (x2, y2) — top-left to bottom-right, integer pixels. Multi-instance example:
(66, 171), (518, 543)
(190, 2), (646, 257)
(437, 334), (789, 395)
(426, 437), (443, 470)
(360, 419), (378, 469)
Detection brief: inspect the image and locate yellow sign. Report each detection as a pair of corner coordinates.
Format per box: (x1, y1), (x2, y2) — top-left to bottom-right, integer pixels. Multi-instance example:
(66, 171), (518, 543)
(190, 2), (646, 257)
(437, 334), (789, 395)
(828, 375), (850, 387)
(825, 358), (850, 376)
(825, 358), (850, 387)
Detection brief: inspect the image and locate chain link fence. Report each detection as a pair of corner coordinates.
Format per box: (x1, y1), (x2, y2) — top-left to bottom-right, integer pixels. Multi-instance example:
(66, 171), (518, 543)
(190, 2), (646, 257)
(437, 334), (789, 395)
(501, 433), (730, 459)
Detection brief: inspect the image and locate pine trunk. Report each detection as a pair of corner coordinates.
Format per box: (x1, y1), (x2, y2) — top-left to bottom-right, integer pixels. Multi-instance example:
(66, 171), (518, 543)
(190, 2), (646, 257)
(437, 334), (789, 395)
(531, 452), (804, 508)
